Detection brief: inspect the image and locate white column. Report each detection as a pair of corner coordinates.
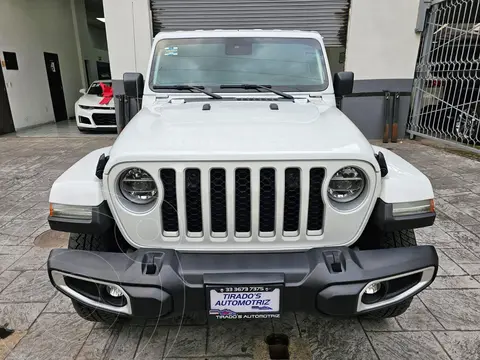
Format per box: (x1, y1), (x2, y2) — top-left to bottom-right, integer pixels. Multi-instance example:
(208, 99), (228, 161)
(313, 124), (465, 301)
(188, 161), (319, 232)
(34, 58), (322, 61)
(70, 0), (87, 88)
(345, 0), (422, 80)
(103, 0), (152, 79)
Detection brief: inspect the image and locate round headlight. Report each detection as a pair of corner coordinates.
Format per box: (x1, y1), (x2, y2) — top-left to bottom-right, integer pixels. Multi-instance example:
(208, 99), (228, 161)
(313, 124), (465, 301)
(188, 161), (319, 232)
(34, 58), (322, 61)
(328, 167), (366, 203)
(119, 168), (158, 205)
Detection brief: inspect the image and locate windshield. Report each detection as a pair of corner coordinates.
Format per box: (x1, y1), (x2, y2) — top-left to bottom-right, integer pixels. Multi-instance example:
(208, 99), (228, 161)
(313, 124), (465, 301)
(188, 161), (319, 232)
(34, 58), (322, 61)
(87, 81), (112, 96)
(149, 37), (329, 92)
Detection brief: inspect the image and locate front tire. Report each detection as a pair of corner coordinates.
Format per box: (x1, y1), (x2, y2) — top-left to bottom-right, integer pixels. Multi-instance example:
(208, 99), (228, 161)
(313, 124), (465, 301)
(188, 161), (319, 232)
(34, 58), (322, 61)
(360, 229), (417, 319)
(72, 300), (123, 325)
(68, 231), (129, 324)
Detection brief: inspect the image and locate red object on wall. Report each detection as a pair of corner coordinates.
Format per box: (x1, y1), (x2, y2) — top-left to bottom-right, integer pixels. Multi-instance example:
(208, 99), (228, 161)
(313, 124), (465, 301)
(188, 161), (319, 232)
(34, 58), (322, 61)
(99, 82), (113, 105)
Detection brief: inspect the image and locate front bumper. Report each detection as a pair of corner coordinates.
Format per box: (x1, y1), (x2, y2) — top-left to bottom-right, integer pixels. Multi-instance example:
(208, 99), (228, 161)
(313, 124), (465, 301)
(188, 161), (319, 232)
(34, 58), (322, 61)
(48, 246), (438, 318)
(75, 106), (117, 129)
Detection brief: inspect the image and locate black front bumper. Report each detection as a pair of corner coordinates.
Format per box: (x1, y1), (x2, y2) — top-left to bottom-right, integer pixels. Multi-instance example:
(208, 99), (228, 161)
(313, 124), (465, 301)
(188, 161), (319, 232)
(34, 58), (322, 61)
(47, 246), (438, 318)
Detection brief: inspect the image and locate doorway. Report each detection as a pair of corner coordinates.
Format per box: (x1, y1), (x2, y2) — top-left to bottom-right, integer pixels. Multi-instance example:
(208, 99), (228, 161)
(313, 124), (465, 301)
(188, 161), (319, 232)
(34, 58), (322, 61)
(44, 52), (68, 122)
(96, 61), (111, 80)
(0, 67), (15, 135)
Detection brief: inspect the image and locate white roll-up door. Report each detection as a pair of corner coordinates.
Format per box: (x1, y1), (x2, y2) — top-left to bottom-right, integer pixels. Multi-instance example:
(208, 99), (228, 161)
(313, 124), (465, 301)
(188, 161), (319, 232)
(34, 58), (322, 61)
(150, 0), (350, 47)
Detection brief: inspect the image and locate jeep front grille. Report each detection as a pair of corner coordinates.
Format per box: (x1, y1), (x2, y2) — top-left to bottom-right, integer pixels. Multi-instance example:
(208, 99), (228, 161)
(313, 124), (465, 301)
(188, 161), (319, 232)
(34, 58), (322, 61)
(158, 166), (326, 241)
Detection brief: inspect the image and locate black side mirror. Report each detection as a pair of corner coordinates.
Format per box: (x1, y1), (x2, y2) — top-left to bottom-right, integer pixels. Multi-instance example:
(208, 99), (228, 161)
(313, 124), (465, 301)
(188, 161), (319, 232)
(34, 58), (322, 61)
(333, 71), (354, 96)
(123, 72), (144, 98)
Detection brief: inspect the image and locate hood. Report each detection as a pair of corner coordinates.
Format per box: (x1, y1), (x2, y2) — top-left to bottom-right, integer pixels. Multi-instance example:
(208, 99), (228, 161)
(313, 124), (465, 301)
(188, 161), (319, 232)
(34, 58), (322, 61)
(107, 100), (377, 167)
(77, 94), (114, 107)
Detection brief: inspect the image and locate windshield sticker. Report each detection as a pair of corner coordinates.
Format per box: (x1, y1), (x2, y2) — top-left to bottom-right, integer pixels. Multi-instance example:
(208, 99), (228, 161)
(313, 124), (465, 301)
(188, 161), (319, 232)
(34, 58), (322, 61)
(164, 46), (178, 56)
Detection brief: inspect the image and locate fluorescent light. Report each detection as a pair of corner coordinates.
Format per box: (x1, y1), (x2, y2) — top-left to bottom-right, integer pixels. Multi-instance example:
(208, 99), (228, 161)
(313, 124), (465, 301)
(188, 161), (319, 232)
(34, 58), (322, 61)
(97, 17), (105, 23)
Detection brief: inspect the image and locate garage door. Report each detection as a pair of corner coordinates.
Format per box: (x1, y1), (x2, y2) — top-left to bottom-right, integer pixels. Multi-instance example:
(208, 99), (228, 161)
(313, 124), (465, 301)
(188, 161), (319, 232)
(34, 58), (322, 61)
(150, 0), (350, 47)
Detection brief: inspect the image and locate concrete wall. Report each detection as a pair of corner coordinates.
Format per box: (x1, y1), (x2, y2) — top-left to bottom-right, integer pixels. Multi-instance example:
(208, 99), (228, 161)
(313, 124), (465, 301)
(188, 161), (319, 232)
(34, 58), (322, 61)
(103, 0), (152, 79)
(342, 0), (422, 139)
(73, 0), (110, 88)
(0, 0), (83, 130)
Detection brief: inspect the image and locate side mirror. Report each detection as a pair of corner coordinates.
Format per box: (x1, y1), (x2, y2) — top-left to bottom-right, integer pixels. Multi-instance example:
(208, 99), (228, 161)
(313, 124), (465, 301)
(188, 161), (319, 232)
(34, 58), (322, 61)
(79, 88), (86, 94)
(333, 72), (354, 96)
(124, 72), (144, 98)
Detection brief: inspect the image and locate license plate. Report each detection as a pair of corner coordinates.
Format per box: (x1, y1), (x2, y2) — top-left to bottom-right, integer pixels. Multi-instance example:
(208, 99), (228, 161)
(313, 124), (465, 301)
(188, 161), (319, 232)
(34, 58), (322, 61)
(208, 285), (282, 320)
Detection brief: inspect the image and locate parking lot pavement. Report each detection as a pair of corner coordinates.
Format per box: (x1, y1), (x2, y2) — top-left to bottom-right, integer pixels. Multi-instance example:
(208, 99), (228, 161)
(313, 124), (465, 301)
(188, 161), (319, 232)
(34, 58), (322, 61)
(0, 137), (479, 359)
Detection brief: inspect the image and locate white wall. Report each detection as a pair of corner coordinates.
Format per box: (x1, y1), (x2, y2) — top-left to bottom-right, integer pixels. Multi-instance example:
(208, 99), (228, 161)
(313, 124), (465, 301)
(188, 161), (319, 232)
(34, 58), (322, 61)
(73, 0), (110, 87)
(103, 0), (152, 79)
(0, 0), (83, 129)
(345, 0), (421, 80)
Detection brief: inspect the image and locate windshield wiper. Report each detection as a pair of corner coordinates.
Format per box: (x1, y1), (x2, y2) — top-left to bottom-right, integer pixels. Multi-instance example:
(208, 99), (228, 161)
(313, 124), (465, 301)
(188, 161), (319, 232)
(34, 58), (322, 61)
(152, 85), (223, 99)
(220, 84), (294, 100)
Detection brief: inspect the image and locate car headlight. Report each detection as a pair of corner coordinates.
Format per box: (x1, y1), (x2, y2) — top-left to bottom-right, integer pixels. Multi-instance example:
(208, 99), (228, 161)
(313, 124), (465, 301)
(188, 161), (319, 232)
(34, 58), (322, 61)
(79, 105), (94, 110)
(119, 168), (158, 205)
(328, 167), (366, 203)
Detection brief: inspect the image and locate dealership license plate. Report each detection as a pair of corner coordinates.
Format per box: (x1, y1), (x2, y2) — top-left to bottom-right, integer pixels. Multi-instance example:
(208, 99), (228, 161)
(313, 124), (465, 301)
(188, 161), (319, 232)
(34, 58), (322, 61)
(208, 286), (281, 320)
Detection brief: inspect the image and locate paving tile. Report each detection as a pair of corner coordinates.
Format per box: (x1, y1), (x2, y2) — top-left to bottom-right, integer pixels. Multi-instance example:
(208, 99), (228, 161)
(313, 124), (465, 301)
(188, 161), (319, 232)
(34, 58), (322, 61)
(207, 320), (273, 357)
(296, 313), (377, 360)
(432, 331), (480, 360)
(16, 207), (50, 221)
(164, 326), (206, 358)
(107, 324), (143, 360)
(448, 230), (480, 253)
(0, 245), (31, 256)
(395, 297), (443, 330)
(272, 312), (300, 337)
(135, 326), (169, 359)
(76, 328), (118, 360)
(464, 224), (480, 234)
(459, 263), (480, 276)
(0, 202), (35, 218)
(442, 193), (480, 208)
(434, 212), (466, 233)
(419, 289), (480, 330)
(441, 248), (480, 264)
(435, 200), (479, 226)
(360, 317), (402, 332)
(415, 226), (462, 248)
(0, 219), (46, 238)
(0, 216), (16, 228)
(367, 331), (450, 360)
(0, 302), (46, 330)
(0, 255), (21, 274)
(0, 271), (56, 303)
(0, 330), (27, 360)
(8, 247), (51, 270)
(0, 271), (21, 293)
(0, 234), (25, 246)
(429, 275), (480, 289)
(43, 291), (75, 313)
(5, 313), (93, 360)
(146, 312), (207, 326)
(436, 249), (467, 276)
(29, 223), (51, 240)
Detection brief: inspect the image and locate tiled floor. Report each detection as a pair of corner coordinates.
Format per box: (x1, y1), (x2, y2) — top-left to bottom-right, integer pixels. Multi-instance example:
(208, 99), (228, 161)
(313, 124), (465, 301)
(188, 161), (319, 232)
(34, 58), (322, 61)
(0, 137), (480, 359)
(6, 119), (116, 138)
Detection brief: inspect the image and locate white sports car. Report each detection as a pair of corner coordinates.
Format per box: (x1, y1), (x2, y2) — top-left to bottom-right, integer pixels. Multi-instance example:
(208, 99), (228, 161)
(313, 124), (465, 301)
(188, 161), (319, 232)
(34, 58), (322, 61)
(75, 80), (116, 132)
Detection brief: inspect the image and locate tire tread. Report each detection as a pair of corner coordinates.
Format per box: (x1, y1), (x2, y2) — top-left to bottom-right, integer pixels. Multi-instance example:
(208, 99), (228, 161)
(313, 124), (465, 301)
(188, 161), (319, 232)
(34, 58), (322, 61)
(361, 229), (417, 319)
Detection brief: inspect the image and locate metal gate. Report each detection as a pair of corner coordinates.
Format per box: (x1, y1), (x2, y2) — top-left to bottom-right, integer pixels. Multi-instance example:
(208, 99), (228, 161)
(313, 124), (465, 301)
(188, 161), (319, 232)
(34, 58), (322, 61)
(150, 0), (350, 47)
(407, 0), (480, 153)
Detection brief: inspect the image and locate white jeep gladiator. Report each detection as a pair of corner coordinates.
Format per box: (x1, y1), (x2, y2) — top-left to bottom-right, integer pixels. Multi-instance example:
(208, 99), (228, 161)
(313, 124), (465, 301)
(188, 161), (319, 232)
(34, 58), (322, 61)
(47, 30), (438, 324)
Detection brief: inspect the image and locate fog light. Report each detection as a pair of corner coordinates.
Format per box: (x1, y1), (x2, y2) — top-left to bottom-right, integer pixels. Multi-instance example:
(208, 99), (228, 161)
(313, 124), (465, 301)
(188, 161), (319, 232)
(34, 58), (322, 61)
(106, 285), (123, 298)
(365, 283), (381, 295)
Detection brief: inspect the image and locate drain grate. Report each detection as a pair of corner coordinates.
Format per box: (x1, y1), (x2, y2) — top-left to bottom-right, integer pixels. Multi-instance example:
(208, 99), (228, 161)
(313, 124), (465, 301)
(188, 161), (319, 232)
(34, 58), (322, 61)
(265, 333), (290, 360)
(34, 230), (69, 248)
